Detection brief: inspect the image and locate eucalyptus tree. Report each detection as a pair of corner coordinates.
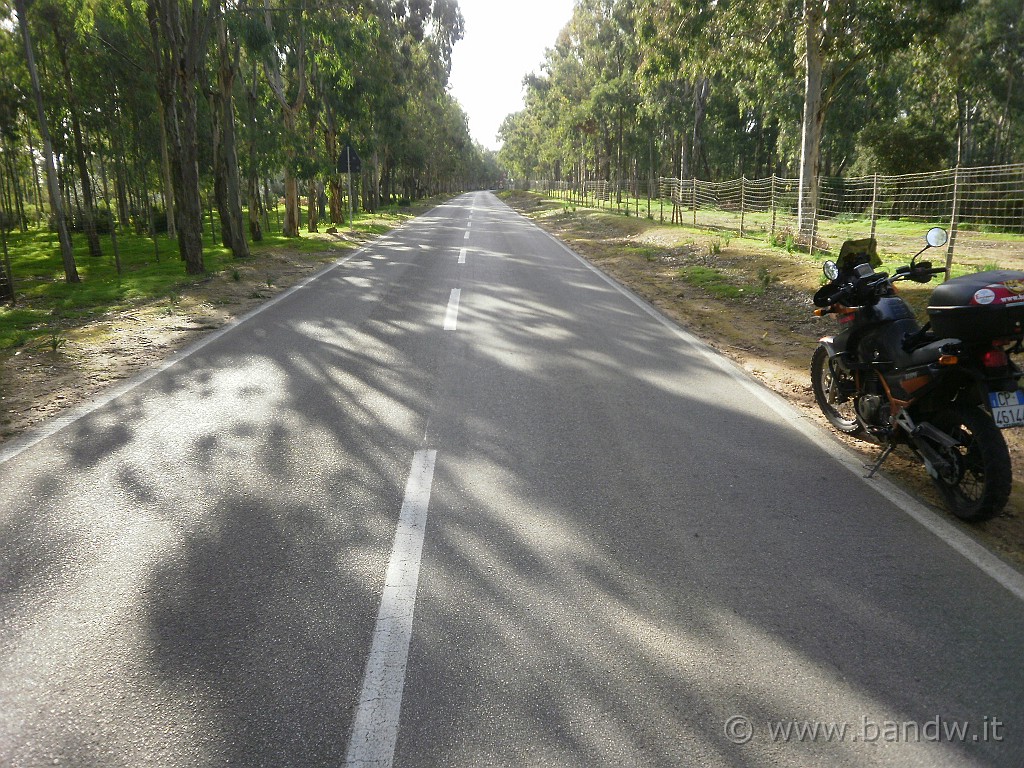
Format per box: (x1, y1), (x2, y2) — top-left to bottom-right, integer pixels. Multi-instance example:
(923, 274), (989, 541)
(40, 0), (104, 258)
(256, 0), (308, 237)
(0, 32), (31, 227)
(13, 0), (78, 282)
(147, 0), (219, 273)
(210, 0), (248, 258)
(573, 0), (641, 197)
(497, 110), (541, 183)
(923, 0), (1024, 165)
(381, 0), (464, 199)
(792, 0), (963, 233)
(92, 9), (167, 235)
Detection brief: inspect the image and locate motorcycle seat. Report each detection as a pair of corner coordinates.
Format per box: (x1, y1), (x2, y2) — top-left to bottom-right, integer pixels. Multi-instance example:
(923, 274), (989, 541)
(902, 338), (961, 367)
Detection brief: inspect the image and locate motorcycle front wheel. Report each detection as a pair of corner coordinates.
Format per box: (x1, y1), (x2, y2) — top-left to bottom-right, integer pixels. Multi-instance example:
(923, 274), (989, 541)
(810, 346), (864, 437)
(930, 407), (1012, 522)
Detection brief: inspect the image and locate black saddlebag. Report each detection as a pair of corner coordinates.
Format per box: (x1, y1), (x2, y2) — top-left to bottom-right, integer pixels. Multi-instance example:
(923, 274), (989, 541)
(927, 270), (1024, 343)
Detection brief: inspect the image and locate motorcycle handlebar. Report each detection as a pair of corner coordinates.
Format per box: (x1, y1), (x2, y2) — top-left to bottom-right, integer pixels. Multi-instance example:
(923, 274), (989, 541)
(825, 285), (852, 306)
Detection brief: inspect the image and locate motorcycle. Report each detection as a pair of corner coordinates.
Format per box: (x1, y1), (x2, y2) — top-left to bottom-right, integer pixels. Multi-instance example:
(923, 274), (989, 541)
(811, 227), (1024, 522)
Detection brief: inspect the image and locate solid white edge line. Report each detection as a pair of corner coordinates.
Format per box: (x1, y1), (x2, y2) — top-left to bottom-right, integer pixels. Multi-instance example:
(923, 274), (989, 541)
(492, 196), (1024, 603)
(344, 448), (437, 768)
(444, 289), (461, 331)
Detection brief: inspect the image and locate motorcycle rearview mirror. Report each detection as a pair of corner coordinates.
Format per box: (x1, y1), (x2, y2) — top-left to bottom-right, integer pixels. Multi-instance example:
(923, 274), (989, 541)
(926, 227), (948, 248)
(912, 227), (950, 265)
(823, 260), (840, 281)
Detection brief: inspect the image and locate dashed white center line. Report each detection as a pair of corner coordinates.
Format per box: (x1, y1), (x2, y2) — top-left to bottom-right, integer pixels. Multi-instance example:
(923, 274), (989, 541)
(344, 449), (438, 768)
(443, 289), (461, 330)
(464, 231), (470, 240)
(458, 248), (467, 264)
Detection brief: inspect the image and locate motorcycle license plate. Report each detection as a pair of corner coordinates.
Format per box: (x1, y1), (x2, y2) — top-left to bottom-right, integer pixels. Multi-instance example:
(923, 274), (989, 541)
(989, 390), (1024, 428)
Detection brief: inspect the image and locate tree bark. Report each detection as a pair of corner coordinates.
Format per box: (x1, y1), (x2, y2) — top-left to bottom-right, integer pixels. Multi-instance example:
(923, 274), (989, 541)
(25, 126), (45, 225)
(324, 118), (343, 224)
(797, 0), (825, 237)
(147, 0), (214, 275)
(692, 76), (710, 179)
(14, 0), (78, 282)
(50, 19), (102, 257)
(262, 0), (307, 238)
(213, 8), (249, 258)
(156, 102), (177, 239)
(245, 60), (263, 242)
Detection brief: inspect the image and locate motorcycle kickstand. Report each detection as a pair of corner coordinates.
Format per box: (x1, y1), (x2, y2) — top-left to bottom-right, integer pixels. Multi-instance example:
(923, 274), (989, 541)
(865, 444), (896, 479)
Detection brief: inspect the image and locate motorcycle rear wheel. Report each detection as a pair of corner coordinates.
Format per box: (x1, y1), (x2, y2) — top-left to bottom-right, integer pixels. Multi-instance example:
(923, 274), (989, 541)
(930, 408), (1011, 522)
(811, 346), (864, 437)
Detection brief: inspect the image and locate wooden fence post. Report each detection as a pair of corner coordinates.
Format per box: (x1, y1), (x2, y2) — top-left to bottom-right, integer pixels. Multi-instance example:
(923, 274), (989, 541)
(869, 173), (879, 242)
(740, 175), (746, 237)
(692, 177), (697, 227)
(945, 165), (962, 277)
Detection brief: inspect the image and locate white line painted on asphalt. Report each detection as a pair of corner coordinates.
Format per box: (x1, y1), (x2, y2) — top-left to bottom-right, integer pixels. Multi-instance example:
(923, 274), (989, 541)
(464, 230), (470, 240)
(344, 449), (437, 768)
(458, 248), (467, 264)
(444, 289), (461, 330)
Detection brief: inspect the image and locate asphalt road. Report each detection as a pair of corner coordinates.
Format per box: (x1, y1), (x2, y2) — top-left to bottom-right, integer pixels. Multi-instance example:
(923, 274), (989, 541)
(2, 191), (1023, 767)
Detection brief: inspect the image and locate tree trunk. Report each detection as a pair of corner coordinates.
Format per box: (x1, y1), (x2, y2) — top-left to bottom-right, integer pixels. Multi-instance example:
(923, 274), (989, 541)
(245, 61), (263, 242)
(324, 120), (343, 224)
(25, 127), (45, 225)
(369, 149), (381, 213)
(262, 0), (307, 238)
(307, 180), (319, 232)
(615, 104), (624, 204)
(797, 0), (825, 236)
(110, 94), (131, 230)
(213, 10), (249, 258)
(51, 20), (102, 257)
(692, 77), (710, 179)
(157, 101), (177, 239)
(147, 0), (212, 275)
(306, 87), (319, 233)
(15, 0), (78, 283)
(282, 131), (301, 237)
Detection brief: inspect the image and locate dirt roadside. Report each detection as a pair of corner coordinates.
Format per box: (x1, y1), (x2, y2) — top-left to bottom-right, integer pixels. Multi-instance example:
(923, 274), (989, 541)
(2, 193), (1023, 570)
(0, 227), (382, 445)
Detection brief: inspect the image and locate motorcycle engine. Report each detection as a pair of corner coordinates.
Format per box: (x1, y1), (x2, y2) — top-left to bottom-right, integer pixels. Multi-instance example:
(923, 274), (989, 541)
(855, 373), (890, 426)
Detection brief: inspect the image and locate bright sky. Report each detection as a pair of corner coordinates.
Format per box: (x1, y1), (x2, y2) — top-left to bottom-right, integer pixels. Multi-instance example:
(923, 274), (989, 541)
(448, 0), (577, 152)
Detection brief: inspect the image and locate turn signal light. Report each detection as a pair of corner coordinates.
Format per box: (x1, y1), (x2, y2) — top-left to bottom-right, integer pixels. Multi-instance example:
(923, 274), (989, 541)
(938, 355), (959, 365)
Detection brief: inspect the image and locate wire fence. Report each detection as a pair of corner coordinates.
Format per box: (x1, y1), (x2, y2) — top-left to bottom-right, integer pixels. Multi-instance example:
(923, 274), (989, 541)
(529, 163), (1024, 270)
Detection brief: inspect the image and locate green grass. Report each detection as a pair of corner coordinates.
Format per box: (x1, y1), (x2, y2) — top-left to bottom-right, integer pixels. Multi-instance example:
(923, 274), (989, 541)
(623, 245), (662, 261)
(0, 203), (417, 351)
(678, 265), (758, 299)
(534, 187), (1024, 271)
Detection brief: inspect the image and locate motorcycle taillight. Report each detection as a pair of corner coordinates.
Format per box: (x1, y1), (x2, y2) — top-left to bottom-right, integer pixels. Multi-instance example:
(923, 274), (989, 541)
(983, 347), (1009, 368)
